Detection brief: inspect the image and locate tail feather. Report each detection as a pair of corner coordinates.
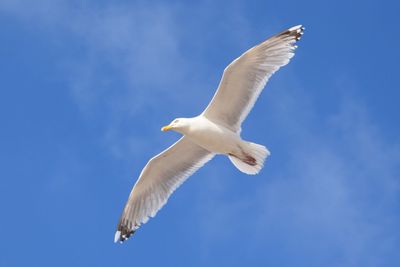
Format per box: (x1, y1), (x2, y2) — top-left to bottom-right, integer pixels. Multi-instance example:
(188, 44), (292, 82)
(229, 142), (270, 175)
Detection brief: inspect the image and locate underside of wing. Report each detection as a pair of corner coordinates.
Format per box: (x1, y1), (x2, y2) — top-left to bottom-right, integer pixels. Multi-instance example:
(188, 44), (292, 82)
(115, 137), (214, 243)
(202, 25), (304, 132)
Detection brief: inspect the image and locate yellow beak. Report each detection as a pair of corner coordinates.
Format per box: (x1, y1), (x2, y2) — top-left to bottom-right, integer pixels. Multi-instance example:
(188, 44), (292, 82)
(161, 125), (173, 132)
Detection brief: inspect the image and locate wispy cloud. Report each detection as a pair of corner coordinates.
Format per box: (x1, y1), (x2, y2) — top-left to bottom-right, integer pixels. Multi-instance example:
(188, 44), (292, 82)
(3, 1), (399, 265)
(0, 0), (258, 162)
(195, 74), (400, 264)
(1, 1), (190, 160)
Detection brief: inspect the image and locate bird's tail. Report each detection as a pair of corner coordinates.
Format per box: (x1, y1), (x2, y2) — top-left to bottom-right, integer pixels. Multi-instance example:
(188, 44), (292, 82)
(228, 142), (270, 175)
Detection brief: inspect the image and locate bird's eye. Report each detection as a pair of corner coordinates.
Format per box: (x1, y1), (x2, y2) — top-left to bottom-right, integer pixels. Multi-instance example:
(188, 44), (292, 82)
(174, 119), (180, 123)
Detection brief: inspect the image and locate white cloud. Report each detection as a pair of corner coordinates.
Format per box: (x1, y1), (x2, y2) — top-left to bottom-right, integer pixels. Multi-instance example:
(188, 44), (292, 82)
(3, 1), (398, 264)
(0, 0), (260, 171)
(195, 75), (400, 264)
(0, 0), (192, 160)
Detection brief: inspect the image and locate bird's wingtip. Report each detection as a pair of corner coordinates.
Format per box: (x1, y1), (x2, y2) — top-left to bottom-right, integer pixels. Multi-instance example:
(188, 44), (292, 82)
(114, 224), (136, 244)
(114, 230), (122, 243)
(288, 25), (305, 31)
(277, 25), (305, 42)
(287, 25), (305, 41)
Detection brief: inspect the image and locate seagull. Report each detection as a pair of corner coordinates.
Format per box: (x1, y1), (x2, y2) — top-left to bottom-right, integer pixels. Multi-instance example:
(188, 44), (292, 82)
(114, 25), (305, 243)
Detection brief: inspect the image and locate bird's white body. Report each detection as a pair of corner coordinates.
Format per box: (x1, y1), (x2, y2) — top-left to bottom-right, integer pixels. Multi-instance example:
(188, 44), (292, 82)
(175, 115), (269, 175)
(115, 25), (305, 243)
(176, 116), (241, 155)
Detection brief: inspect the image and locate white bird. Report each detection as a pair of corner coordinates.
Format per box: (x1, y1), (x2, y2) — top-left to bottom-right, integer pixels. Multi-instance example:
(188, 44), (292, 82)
(114, 25), (305, 243)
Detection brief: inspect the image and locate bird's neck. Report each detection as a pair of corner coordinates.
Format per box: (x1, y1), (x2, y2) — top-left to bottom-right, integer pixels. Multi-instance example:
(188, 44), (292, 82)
(175, 117), (197, 135)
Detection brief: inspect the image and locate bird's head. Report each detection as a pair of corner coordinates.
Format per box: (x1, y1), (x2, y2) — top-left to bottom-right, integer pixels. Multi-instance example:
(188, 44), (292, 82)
(161, 118), (190, 134)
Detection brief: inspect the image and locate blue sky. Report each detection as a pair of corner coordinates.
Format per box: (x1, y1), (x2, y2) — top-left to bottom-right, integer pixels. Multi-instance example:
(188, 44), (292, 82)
(1, 0), (399, 266)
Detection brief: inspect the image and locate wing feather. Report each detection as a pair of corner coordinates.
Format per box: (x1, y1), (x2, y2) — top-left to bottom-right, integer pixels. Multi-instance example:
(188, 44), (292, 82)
(115, 137), (214, 242)
(202, 25), (304, 132)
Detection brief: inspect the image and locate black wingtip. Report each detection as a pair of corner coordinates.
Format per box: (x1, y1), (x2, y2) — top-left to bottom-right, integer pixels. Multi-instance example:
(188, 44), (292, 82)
(293, 25), (305, 41)
(114, 229), (135, 243)
(280, 25), (305, 41)
(115, 221), (136, 243)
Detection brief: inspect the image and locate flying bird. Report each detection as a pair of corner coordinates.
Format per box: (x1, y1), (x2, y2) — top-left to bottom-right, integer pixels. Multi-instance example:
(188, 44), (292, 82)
(115, 25), (305, 243)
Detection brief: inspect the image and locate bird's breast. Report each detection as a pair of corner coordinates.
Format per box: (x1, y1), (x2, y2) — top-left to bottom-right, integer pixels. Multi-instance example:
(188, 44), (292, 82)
(185, 118), (240, 154)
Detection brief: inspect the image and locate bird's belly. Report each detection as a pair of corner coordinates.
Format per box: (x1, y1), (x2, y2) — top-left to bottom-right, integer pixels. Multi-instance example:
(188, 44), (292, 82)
(186, 124), (240, 154)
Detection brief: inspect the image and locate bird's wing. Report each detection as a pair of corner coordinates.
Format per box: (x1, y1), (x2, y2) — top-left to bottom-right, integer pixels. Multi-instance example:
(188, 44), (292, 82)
(115, 136), (214, 242)
(202, 25), (304, 132)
